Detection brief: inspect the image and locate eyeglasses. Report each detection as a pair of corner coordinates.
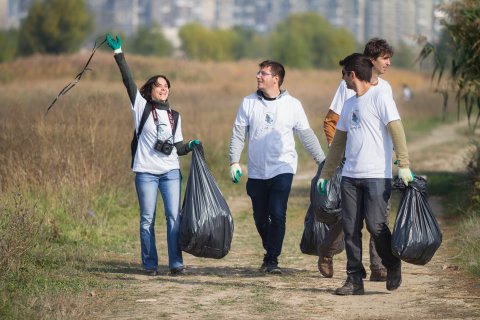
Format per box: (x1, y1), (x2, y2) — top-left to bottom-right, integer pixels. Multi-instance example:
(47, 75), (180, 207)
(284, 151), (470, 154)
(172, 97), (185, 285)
(256, 71), (275, 77)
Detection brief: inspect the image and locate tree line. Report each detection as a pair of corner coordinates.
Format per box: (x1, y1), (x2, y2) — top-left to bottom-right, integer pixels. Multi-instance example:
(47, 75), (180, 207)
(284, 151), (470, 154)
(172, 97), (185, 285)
(0, 0), (418, 69)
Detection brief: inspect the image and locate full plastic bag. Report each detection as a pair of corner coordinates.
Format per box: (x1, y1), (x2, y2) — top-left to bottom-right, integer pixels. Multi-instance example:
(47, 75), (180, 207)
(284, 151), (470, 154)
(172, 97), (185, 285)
(300, 204), (345, 256)
(391, 176), (442, 265)
(179, 144), (234, 259)
(311, 161), (343, 224)
(300, 205), (329, 255)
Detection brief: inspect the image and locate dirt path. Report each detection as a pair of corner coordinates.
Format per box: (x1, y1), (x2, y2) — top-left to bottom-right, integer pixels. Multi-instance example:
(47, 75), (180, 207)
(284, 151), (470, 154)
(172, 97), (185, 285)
(91, 120), (480, 320)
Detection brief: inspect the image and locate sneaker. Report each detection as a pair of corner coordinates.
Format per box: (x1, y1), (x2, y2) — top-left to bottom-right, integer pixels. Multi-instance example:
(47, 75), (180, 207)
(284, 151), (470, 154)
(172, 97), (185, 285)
(265, 262), (282, 275)
(370, 269), (387, 282)
(145, 269), (159, 276)
(335, 279), (364, 296)
(317, 254), (333, 278)
(386, 263), (402, 291)
(169, 267), (186, 276)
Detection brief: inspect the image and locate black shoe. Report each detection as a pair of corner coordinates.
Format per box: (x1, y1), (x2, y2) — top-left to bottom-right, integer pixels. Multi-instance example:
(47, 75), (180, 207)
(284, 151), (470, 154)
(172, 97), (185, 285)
(259, 262), (268, 272)
(335, 279), (364, 295)
(169, 267), (186, 276)
(145, 269), (159, 276)
(265, 262), (282, 275)
(386, 263), (402, 291)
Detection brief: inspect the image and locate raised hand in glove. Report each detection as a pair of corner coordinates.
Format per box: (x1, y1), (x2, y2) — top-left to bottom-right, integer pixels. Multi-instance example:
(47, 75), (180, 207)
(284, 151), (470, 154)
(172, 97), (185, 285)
(230, 163), (243, 184)
(316, 178), (327, 194)
(398, 167), (414, 186)
(188, 139), (200, 151)
(106, 33), (122, 52)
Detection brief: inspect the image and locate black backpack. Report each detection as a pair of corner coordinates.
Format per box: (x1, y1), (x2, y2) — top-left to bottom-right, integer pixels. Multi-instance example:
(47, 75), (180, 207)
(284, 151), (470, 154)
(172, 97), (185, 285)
(130, 102), (179, 168)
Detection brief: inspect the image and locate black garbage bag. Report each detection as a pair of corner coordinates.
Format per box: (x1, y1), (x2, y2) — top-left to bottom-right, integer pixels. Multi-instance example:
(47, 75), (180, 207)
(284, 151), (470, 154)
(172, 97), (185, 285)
(311, 161), (343, 224)
(179, 144), (234, 259)
(391, 176), (442, 265)
(300, 204), (345, 256)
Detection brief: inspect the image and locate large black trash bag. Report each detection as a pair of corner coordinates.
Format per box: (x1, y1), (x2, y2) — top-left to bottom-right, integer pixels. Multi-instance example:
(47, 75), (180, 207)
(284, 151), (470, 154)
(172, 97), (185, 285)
(311, 161), (343, 224)
(179, 144), (234, 259)
(391, 176), (442, 265)
(300, 205), (344, 256)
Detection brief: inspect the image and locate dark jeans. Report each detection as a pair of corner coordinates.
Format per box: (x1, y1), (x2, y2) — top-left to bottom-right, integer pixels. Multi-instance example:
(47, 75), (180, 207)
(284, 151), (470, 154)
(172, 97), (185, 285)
(246, 173), (293, 264)
(341, 177), (400, 280)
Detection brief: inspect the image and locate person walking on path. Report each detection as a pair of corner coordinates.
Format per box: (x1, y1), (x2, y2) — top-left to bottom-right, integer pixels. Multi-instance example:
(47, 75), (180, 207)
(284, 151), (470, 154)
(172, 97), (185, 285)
(318, 53), (413, 295)
(229, 60), (326, 274)
(319, 38), (395, 282)
(106, 33), (200, 276)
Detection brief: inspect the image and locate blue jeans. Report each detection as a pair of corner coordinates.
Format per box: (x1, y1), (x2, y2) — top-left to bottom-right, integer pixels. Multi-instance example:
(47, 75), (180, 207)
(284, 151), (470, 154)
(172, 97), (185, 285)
(135, 170), (183, 271)
(340, 177), (399, 280)
(246, 173), (293, 264)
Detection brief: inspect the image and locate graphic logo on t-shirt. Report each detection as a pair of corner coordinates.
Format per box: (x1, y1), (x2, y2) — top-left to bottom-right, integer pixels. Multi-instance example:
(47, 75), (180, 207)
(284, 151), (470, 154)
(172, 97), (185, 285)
(350, 110), (361, 129)
(265, 112), (274, 125)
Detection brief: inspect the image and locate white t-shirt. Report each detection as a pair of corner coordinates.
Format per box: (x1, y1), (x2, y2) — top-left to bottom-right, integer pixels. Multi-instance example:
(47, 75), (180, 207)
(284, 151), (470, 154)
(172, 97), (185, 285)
(234, 91), (310, 179)
(329, 78), (393, 115)
(132, 91), (183, 174)
(337, 85), (400, 178)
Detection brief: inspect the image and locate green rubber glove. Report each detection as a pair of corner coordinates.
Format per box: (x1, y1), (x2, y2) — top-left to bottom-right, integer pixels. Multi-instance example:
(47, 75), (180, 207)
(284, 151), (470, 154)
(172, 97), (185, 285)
(316, 178), (327, 194)
(106, 33), (122, 51)
(230, 163), (243, 183)
(188, 139), (200, 150)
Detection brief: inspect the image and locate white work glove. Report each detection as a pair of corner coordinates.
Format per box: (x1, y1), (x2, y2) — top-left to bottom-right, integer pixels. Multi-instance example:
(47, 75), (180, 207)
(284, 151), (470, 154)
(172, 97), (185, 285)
(398, 167), (414, 186)
(230, 163), (243, 183)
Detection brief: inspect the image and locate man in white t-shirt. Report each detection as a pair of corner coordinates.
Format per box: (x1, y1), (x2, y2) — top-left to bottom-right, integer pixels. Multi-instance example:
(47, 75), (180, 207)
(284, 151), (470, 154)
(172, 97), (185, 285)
(318, 38), (394, 282)
(229, 60), (326, 274)
(318, 53), (413, 295)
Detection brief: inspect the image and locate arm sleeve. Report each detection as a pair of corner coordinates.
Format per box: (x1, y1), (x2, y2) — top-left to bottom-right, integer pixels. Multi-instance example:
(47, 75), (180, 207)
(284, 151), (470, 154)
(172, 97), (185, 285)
(387, 120), (410, 168)
(174, 141), (190, 156)
(320, 130), (347, 179)
(229, 124), (248, 164)
(114, 52), (138, 105)
(323, 110), (340, 146)
(296, 128), (326, 165)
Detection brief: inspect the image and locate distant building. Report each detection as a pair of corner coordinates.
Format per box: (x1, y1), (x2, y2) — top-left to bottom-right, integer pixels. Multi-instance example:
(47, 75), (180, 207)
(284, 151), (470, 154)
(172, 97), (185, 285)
(1, 0), (445, 48)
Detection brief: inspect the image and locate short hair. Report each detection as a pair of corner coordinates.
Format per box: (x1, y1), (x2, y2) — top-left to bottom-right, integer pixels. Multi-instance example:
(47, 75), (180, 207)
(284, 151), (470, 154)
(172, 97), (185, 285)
(363, 38), (394, 60)
(259, 60), (285, 87)
(339, 53), (373, 82)
(140, 75), (171, 101)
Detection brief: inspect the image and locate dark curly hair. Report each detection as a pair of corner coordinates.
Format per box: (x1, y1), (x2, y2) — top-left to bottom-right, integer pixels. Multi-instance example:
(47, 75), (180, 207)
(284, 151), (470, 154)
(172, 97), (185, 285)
(139, 75), (171, 101)
(363, 38), (394, 60)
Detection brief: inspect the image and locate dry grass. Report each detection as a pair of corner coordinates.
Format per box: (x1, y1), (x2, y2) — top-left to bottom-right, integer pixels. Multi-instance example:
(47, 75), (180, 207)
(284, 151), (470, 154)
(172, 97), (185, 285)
(0, 51), (441, 192)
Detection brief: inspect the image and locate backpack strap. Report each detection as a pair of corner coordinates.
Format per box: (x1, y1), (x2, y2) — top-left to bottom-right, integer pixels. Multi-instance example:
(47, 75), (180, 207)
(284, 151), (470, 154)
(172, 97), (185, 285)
(131, 102), (153, 168)
(137, 102), (153, 138)
(171, 109), (179, 139)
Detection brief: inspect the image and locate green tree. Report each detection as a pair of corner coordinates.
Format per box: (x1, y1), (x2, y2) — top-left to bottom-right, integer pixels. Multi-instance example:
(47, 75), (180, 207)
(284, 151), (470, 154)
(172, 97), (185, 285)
(179, 23), (236, 61)
(418, 0), (480, 131)
(18, 0), (93, 55)
(126, 25), (173, 57)
(269, 13), (356, 69)
(0, 29), (18, 62)
(231, 27), (268, 60)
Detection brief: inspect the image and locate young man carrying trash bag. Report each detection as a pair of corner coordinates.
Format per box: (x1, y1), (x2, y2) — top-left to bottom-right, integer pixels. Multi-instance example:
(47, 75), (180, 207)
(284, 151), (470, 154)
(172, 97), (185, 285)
(317, 53), (414, 295)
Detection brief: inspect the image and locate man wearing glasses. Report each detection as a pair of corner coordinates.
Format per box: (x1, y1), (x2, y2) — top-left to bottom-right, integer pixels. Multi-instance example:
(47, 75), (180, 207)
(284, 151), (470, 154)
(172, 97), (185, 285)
(229, 60), (326, 274)
(318, 38), (395, 282)
(318, 53), (413, 295)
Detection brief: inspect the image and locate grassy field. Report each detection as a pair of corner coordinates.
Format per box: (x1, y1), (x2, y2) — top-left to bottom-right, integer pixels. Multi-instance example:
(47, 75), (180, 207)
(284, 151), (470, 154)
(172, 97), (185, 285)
(0, 51), (477, 319)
